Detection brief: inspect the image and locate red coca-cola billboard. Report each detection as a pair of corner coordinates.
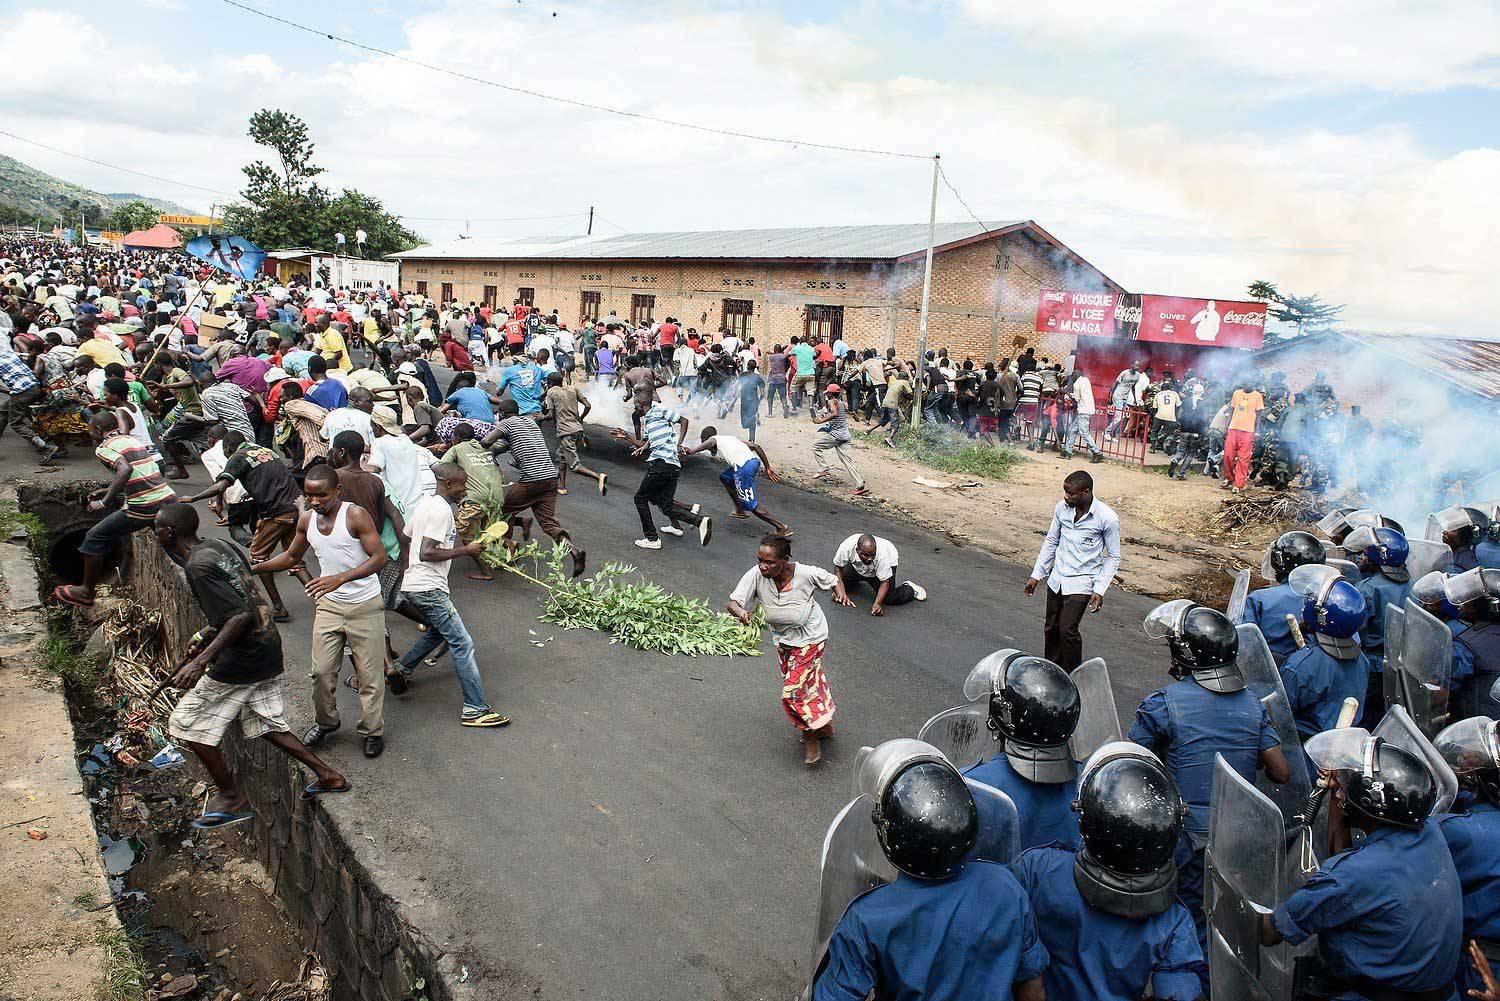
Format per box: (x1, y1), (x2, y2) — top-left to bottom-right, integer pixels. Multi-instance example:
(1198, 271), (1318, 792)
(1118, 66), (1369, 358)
(1034, 289), (1118, 337)
(1136, 295), (1267, 349)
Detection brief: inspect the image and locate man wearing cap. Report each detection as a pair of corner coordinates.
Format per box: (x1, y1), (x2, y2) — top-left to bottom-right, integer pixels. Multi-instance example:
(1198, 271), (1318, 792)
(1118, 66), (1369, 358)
(810, 383), (867, 496)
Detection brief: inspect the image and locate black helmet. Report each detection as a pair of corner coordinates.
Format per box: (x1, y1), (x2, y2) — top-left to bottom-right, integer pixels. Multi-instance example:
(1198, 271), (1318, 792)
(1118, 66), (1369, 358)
(1435, 717), (1500, 807)
(1144, 600), (1245, 693)
(1267, 531), (1327, 582)
(1306, 729), (1437, 829)
(1073, 743), (1184, 919)
(872, 760), (978, 880)
(964, 651), (1080, 784)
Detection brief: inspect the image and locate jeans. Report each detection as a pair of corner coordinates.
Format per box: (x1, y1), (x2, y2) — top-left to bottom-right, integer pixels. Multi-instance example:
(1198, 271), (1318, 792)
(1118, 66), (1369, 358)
(1060, 413), (1101, 457)
(399, 588), (489, 711)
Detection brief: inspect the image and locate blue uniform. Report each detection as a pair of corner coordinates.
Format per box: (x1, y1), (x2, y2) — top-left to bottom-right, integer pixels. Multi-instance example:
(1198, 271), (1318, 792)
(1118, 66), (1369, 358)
(1454, 548), (1481, 572)
(1357, 572), (1410, 664)
(1436, 796), (1500, 996)
(1476, 540), (1500, 569)
(1014, 846), (1202, 1001)
(1454, 621), (1500, 721)
(1273, 822), (1463, 1001)
(1280, 643), (1371, 743)
(962, 753), (1080, 853)
(1450, 619), (1474, 686)
(814, 862), (1049, 1001)
(1245, 583), (1304, 665)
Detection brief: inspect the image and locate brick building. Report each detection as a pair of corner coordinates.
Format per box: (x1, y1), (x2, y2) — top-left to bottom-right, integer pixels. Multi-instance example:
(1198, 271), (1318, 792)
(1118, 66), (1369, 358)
(390, 222), (1121, 363)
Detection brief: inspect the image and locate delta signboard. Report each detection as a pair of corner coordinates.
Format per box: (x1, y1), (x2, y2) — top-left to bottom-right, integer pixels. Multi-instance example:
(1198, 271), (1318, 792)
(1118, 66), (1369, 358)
(1035, 289), (1266, 349)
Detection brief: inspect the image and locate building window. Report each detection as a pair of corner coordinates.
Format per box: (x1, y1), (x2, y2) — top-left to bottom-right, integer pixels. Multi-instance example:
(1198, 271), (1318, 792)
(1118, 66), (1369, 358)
(805, 304), (844, 342)
(580, 290), (601, 324)
(441, 282), (453, 303)
(631, 294), (656, 326)
(415, 280), (428, 297)
(517, 287), (535, 307)
(722, 298), (753, 339)
(483, 285), (497, 308)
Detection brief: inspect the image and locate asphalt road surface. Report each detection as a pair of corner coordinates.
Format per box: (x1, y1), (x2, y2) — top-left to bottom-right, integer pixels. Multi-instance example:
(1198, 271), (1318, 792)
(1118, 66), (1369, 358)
(4, 401), (1174, 1000)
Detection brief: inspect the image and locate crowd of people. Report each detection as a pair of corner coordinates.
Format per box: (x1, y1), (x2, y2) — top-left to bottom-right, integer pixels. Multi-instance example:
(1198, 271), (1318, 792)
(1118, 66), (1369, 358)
(7, 234), (1500, 1001)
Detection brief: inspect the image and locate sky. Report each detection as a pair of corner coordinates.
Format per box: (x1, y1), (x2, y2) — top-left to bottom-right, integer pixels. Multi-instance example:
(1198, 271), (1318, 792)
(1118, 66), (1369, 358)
(3, 0), (1498, 335)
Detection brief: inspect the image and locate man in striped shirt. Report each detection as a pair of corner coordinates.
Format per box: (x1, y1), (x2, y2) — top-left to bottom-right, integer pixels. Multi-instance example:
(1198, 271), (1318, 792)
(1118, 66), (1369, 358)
(0, 346), (62, 464)
(482, 399), (586, 578)
(55, 411), (178, 608)
(611, 387), (712, 551)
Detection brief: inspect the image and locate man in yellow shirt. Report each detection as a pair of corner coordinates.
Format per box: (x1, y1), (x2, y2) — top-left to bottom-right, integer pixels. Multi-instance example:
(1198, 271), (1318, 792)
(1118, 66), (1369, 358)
(74, 317), (129, 369)
(1220, 379), (1263, 491)
(313, 320), (352, 372)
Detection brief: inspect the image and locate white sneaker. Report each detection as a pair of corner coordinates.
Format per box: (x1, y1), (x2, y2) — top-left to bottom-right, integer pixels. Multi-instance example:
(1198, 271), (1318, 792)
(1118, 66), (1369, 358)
(690, 503), (701, 516)
(698, 517), (713, 546)
(905, 581), (927, 601)
(634, 538), (663, 550)
(659, 525), (685, 537)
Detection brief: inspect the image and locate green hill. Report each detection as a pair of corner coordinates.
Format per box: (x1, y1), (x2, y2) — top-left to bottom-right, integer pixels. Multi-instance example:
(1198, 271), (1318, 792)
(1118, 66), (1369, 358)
(0, 154), (203, 226)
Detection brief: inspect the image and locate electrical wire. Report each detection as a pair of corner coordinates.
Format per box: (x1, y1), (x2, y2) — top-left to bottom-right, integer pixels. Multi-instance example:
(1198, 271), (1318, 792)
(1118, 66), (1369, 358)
(397, 212), (590, 223)
(937, 162), (1050, 288)
(0, 128), (236, 197)
(218, 0), (930, 161)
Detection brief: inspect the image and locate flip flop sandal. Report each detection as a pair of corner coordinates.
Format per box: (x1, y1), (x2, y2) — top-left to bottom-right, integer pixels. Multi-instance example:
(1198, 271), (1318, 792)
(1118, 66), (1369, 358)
(299, 780), (353, 802)
(190, 809), (254, 830)
(52, 585), (93, 608)
(460, 711), (512, 728)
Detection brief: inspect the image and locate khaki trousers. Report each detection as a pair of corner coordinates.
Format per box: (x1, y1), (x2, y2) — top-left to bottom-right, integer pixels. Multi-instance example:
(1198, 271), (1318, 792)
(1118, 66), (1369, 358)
(309, 595), (387, 737)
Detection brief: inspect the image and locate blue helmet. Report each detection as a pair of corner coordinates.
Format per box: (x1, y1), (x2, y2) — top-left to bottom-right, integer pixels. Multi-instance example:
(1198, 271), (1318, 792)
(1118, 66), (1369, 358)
(1345, 525), (1411, 580)
(1289, 564), (1368, 658)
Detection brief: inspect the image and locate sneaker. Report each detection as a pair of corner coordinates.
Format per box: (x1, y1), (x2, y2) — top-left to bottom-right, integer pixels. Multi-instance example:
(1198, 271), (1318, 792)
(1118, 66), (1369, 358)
(658, 525), (685, 537)
(460, 709), (511, 728)
(698, 517), (713, 546)
(598, 474), (608, 497)
(905, 581), (927, 601)
(634, 538), (663, 550)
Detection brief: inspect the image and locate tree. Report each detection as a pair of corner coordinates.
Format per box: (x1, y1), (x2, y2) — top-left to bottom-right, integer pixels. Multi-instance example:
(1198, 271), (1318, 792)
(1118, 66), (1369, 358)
(222, 108), (421, 258)
(108, 200), (159, 234)
(1248, 280), (1346, 344)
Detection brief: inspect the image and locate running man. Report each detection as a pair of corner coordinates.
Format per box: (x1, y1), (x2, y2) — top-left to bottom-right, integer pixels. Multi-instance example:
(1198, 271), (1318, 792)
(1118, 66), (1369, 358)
(541, 371), (607, 496)
(611, 387), (712, 551)
(680, 425), (791, 537)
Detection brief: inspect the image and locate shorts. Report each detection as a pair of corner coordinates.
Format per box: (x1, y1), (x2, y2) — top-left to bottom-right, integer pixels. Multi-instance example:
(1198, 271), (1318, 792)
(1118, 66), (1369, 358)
(377, 558), (405, 610)
(718, 456), (760, 512)
(558, 432), (582, 469)
(168, 675), (290, 746)
(455, 498), (486, 543)
(248, 509), (300, 564)
(558, 352), (576, 372)
(79, 508), (158, 557)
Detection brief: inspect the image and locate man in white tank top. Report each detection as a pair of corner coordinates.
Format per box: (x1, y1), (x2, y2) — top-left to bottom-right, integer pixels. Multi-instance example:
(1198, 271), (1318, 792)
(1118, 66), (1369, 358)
(252, 463), (392, 758)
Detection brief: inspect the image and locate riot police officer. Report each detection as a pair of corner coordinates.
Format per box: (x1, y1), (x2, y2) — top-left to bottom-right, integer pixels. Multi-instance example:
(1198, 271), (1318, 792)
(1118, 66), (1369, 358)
(1246, 530), (1327, 665)
(1260, 727), (1463, 1000)
(1445, 569), (1500, 721)
(1477, 506), (1500, 569)
(1434, 715), (1500, 998)
(1413, 570), (1463, 625)
(811, 740), (1049, 1001)
(1129, 600), (1290, 954)
(1282, 564), (1371, 743)
(1430, 505), (1488, 572)
(961, 652), (1085, 852)
(1013, 743), (1205, 1001)
(1350, 525), (1413, 724)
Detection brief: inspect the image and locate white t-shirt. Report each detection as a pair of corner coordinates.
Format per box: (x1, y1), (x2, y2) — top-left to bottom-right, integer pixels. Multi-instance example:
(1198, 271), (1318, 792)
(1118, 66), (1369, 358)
(711, 434), (755, 470)
(730, 562), (838, 648)
(320, 407), (373, 448)
(833, 534), (899, 581)
(200, 442), (249, 503)
(528, 333), (555, 358)
(403, 494), (456, 594)
(368, 434), (436, 514)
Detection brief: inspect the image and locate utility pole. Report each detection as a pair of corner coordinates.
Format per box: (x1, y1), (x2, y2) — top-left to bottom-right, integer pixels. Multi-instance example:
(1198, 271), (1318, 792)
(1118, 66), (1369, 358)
(911, 153), (940, 428)
(586, 206), (594, 236)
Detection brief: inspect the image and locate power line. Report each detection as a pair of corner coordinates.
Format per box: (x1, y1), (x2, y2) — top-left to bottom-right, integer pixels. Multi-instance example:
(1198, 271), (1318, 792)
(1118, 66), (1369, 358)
(0, 128), (236, 197)
(937, 162), (1050, 289)
(398, 212), (590, 223)
(218, 0), (930, 161)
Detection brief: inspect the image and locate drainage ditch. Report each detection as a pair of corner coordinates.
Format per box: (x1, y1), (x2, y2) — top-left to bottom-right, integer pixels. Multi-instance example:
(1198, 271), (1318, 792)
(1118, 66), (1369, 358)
(17, 482), (456, 1001)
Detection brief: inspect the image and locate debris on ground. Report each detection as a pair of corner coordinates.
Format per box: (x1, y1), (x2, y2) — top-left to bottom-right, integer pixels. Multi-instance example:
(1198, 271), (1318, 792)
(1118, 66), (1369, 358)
(1200, 491), (1325, 546)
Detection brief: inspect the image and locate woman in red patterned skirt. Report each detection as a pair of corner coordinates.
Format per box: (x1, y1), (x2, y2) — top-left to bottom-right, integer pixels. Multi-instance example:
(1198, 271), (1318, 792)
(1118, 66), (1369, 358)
(728, 534), (853, 766)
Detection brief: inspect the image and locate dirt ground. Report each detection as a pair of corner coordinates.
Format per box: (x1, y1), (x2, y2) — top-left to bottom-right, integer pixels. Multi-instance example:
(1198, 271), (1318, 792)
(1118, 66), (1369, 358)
(735, 408), (1289, 601)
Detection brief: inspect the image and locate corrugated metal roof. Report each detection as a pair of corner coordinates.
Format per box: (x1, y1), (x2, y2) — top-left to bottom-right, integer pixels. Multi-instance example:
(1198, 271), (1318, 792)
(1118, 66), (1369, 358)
(389, 221), (1024, 262)
(1255, 330), (1500, 401)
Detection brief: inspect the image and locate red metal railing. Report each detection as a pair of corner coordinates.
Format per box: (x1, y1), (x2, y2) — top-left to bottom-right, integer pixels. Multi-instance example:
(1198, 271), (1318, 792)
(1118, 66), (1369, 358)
(1011, 404), (1150, 464)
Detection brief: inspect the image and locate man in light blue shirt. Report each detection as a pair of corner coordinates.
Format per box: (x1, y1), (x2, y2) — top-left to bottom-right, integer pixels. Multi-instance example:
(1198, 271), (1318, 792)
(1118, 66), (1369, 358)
(1025, 469), (1120, 669)
(496, 358), (546, 415)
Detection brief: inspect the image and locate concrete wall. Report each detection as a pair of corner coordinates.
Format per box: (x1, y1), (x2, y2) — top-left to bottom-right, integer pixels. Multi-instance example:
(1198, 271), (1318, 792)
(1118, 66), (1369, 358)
(398, 229), (1105, 364)
(124, 539), (471, 1001)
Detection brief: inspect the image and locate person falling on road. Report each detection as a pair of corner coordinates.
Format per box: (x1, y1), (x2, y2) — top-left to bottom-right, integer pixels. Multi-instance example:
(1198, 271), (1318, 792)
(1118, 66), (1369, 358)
(679, 425), (791, 538)
(830, 533), (926, 616)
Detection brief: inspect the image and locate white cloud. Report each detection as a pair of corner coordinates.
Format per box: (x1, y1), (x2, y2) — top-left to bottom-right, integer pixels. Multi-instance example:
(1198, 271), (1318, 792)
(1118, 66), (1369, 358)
(3, 0), (1496, 335)
(955, 0), (1500, 94)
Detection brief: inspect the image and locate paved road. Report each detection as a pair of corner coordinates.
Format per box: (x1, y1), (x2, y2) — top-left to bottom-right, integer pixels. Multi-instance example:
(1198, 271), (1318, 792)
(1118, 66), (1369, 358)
(3, 406), (1174, 1000)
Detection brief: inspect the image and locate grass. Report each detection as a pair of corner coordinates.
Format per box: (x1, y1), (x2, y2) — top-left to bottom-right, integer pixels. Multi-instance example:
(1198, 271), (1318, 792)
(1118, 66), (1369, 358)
(866, 422), (1024, 481)
(72, 890), (99, 909)
(96, 927), (146, 1001)
(0, 499), (46, 548)
(44, 628), (101, 690)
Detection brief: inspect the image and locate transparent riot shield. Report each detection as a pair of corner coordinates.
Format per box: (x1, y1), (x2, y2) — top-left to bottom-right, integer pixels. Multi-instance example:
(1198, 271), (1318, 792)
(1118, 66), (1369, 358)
(810, 795), (895, 976)
(1373, 705), (1459, 814)
(1228, 568), (1252, 624)
(1327, 557), (1364, 587)
(1383, 602), (1407, 719)
(963, 778), (1019, 866)
(1397, 598), (1454, 739)
(1237, 624), (1314, 818)
(1206, 756), (1296, 1001)
(917, 705), (996, 771)
(1069, 657), (1122, 764)
(1404, 540), (1453, 581)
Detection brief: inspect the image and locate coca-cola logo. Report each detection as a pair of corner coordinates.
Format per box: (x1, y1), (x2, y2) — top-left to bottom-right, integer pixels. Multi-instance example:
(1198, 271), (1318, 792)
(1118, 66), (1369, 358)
(1223, 310), (1266, 326)
(1043, 290), (1065, 302)
(1115, 304), (1142, 324)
